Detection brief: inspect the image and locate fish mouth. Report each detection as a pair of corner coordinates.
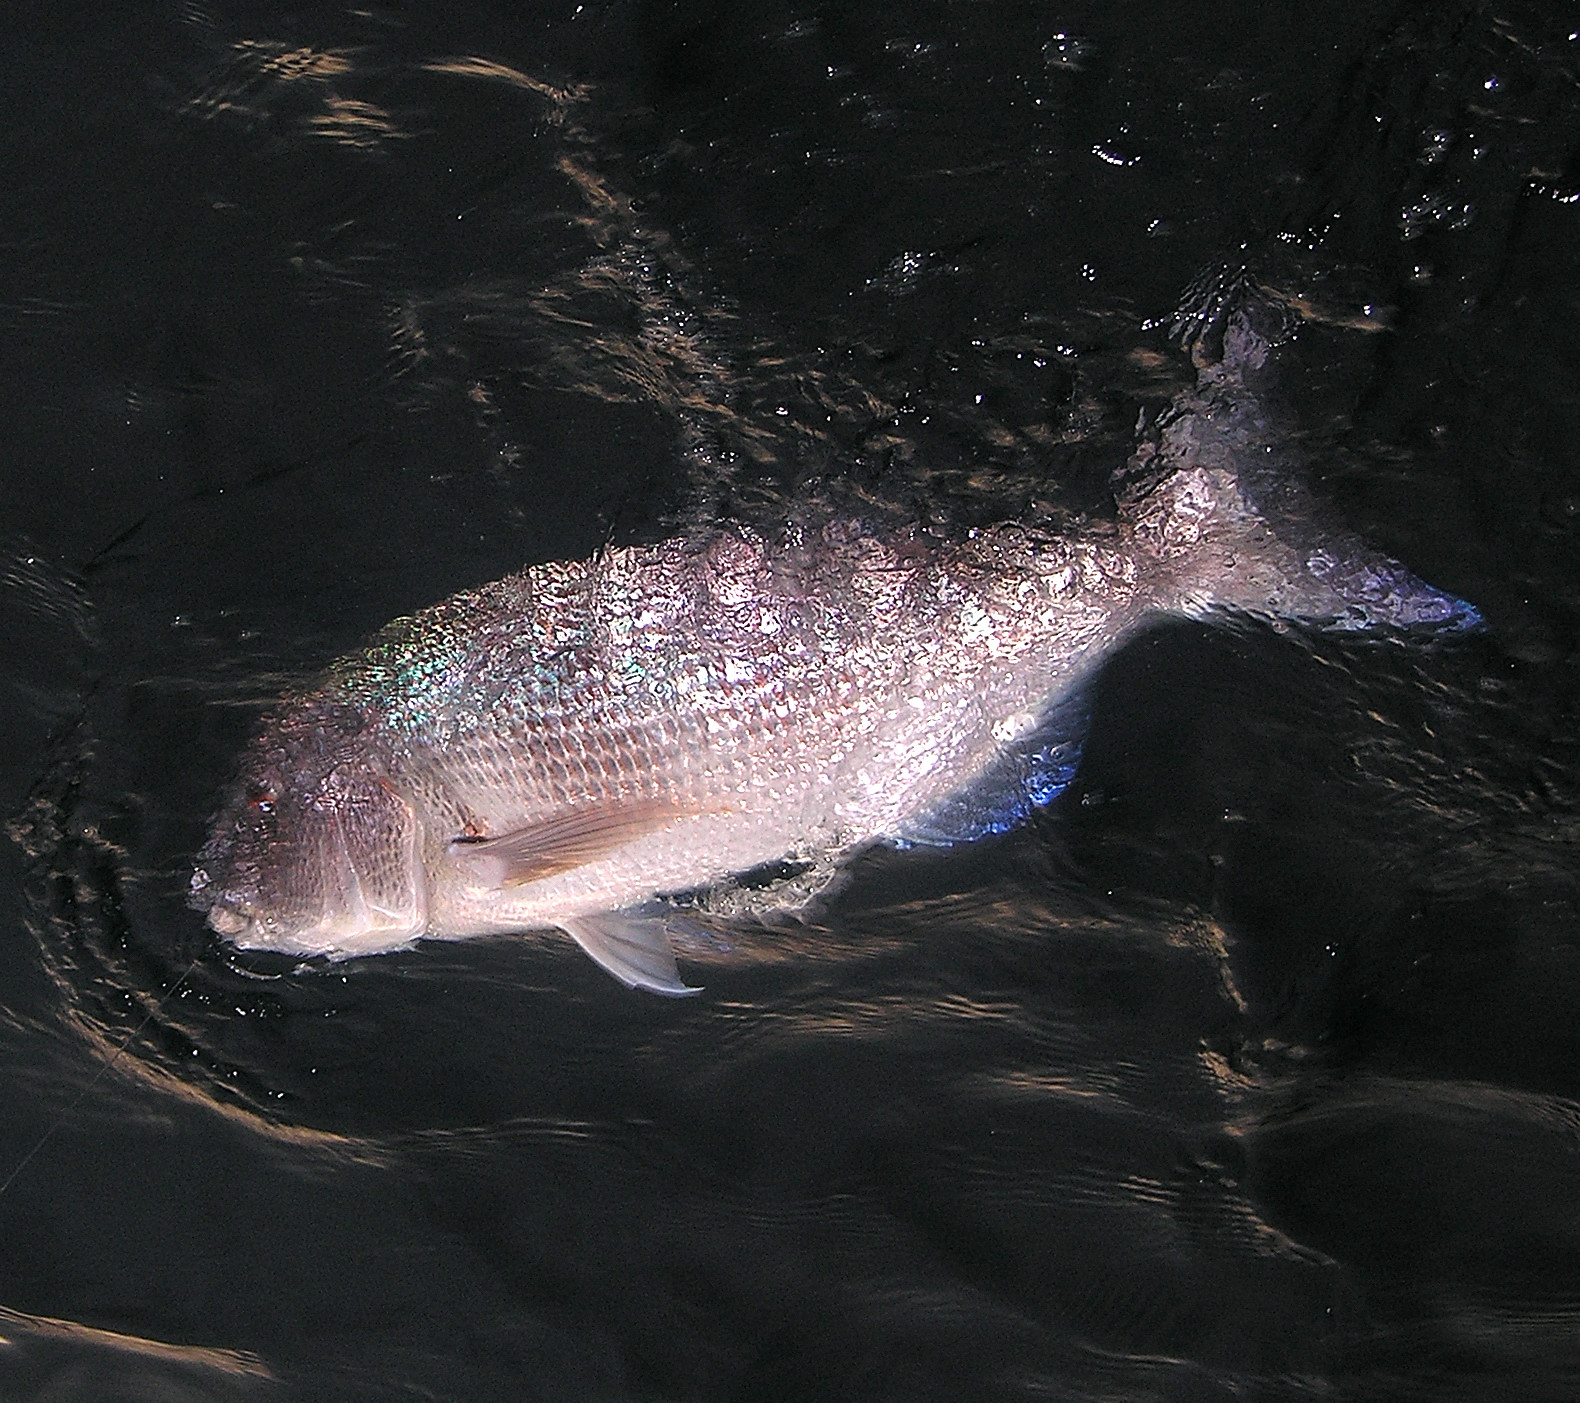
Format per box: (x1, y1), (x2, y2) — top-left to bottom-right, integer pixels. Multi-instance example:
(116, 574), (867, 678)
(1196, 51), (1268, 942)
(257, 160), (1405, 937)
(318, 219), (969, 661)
(193, 882), (282, 948)
(191, 856), (428, 959)
(190, 789), (428, 956)
(199, 891), (423, 957)
(206, 901), (252, 938)
(189, 864), (256, 938)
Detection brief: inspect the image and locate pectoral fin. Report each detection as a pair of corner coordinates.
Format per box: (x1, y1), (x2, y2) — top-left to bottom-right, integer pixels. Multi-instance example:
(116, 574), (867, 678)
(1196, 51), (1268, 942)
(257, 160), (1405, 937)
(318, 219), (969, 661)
(449, 797), (692, 887)
(559, 912), (702, 996)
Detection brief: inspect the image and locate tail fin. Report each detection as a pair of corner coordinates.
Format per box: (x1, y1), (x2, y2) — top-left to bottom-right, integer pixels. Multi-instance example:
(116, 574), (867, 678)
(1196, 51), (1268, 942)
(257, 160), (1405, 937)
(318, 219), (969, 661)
(1117, 268), (1480, 634)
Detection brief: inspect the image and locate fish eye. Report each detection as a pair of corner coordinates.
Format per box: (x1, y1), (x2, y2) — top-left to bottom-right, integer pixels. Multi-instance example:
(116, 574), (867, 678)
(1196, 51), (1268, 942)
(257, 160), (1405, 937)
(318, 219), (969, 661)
(245, 782), (277, 815)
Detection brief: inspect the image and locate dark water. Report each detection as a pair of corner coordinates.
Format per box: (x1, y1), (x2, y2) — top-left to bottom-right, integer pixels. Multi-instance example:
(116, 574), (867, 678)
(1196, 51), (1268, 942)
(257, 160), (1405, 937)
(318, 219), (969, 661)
(2, 2), (1578, 1398)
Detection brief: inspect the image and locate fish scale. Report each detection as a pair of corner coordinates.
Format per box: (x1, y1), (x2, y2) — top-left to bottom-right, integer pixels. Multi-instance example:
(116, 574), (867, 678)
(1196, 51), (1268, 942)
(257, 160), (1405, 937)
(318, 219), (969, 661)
(192, 277), (1480, 992)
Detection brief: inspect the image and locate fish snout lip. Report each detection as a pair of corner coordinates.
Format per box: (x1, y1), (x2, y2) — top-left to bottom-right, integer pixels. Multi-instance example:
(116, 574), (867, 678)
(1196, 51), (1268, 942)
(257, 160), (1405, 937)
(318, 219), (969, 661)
(205, 900), (251, 937)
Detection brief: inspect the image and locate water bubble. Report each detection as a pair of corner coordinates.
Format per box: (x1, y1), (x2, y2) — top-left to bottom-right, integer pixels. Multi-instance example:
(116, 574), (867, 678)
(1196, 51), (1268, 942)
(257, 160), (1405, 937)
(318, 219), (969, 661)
(1043, 33), (1093, 71)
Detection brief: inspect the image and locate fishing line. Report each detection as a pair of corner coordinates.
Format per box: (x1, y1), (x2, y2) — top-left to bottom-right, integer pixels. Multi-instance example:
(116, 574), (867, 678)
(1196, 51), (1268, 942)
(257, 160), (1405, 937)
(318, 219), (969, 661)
(0, 951), (205, 1199)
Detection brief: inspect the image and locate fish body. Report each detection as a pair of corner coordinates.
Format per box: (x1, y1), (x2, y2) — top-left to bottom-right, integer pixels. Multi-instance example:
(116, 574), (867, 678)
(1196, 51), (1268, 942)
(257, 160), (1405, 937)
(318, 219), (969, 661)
(192, 278), (1478, 991)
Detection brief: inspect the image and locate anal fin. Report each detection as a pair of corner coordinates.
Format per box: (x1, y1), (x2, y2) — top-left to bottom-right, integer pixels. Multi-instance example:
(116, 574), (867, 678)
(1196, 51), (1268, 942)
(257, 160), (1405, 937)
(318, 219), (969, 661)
(898, 691), (1089, 847)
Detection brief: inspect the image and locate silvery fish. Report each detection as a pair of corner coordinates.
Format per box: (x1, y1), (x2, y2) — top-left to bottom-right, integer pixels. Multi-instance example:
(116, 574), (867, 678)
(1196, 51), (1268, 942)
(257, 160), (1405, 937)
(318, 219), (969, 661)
(191, 276), (1478, 992)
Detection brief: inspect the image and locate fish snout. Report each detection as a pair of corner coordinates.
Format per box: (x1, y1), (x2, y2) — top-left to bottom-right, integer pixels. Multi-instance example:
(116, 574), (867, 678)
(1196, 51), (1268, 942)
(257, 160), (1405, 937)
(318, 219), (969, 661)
(194, 880), (262, 941)
(206, 902), (251, 937)
(190, 864), (266, 940)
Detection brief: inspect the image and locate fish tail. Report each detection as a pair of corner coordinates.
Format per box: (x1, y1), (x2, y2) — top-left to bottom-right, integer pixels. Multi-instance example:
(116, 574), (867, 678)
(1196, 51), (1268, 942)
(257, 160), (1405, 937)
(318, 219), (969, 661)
(1117, 267), (1480, 634)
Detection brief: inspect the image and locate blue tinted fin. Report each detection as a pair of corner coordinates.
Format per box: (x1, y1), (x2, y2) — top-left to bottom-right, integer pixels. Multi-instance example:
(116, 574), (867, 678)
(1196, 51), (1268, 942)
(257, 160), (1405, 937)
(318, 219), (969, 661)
(898, 692), (1089, 847)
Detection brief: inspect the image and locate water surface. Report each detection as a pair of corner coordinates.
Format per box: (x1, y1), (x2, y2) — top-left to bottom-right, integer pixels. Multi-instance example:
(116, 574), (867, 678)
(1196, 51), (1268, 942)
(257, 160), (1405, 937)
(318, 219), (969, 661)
(1, 2), (1578, 1398)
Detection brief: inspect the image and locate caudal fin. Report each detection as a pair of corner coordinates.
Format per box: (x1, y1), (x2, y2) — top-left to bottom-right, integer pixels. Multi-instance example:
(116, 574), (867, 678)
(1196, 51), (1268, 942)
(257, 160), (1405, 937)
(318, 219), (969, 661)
(1117, 268), (1481, 634)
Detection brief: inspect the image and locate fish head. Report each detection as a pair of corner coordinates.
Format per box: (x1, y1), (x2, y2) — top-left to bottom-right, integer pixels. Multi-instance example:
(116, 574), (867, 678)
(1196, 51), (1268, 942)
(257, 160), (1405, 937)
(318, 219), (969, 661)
(190, 702), (427, 956)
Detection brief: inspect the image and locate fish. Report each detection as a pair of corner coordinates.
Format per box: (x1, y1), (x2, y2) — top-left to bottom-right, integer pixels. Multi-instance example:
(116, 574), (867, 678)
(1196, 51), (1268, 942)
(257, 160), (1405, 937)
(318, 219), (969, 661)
(190, 272), (1479, 993)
